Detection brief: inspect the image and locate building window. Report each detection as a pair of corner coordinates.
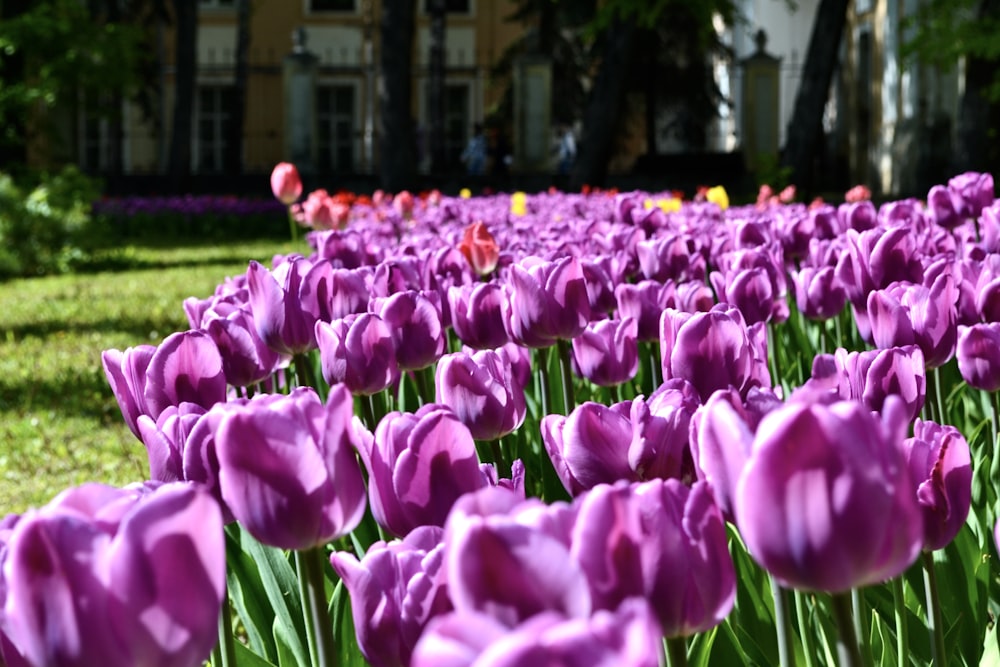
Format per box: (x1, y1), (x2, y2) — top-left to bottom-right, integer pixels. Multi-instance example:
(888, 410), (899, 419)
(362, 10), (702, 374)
(309, 0), (356, 11)
(195, 86), (235, 173)
(317, 84), (356, 172)
(424, 83), (469, 169)
(79, 103), (111, 173)
(423, 0), (470, 12)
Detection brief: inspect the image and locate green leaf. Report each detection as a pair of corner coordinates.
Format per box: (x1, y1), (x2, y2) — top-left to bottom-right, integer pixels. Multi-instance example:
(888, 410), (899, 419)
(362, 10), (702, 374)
(232, 641), (278, 667)
(225, 526), (278, 662)
(240, 529), (309, 667)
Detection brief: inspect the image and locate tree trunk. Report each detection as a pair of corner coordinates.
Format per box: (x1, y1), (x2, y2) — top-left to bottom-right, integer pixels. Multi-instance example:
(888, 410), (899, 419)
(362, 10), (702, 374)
(168, 0), (197, 192)
(953, 0), (1000, 173)
(569, 15), (637, 190)
(428, 0), (447, 173)
(105, 0), (124, 181)
(378, 0), (417, 192)
(225, 0), (251, 174)
(779, 0), (849, 192)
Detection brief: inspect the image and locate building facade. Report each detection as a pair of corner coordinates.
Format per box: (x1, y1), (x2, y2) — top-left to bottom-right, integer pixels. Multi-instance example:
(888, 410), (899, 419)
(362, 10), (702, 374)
(81, 0), (523, 181)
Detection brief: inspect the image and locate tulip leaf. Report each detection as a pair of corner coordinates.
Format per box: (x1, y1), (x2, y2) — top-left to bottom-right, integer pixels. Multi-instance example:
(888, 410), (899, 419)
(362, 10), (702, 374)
(329, 578), (368, 667)
(239, 530), (309, 667)
(273, 616), (301, 667)
(868, 609), (897, 667)
(980, 621), (999, 667)
(232, 641), (278, 667)
(226, 526), (279, 662)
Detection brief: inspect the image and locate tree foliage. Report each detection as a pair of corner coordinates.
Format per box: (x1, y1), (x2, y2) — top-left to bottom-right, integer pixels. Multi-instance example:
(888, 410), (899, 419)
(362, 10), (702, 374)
(0, 0), (150, 161)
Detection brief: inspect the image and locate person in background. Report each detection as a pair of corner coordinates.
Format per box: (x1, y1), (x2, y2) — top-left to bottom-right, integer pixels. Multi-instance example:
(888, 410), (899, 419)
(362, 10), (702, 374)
(461, 123), (488, 176)
(557, 124), (577, 175)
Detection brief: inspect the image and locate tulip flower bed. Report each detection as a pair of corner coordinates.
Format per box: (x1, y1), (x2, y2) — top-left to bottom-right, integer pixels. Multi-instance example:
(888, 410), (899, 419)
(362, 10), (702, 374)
(3, 168), (1000, 667)
(92, 195), (294, 241)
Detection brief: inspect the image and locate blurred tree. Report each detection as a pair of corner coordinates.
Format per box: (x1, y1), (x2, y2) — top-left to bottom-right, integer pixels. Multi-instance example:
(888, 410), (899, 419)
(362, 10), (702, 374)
(493, 0), (738, 189)
(903, 0), (1000, 173)
(779, 0), (849, 192)
(224, 0), (252, 175)
(428, 0), (447, 173)
(167, 0), (197, 192)
(379, 0), (418, 192)
(0, 0), (147, 172)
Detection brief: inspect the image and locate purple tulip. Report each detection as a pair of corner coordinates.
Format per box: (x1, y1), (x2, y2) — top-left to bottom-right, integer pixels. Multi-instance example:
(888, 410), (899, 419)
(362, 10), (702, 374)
(374, 290), (447, 371)
(246, 257), (318, 355)
(572, 317), (639, 387)
(316, 313), (400, 395)
(1, 482), (225, 667)
(957, 323), (1000, 391)
(803, 346), (927, 423)
(734, 397), (924, 592)
(135, 402), (207, 484)
(615, 280), (677, 342)
(867, 273), (958, 369)
(903, 419), (972, 551)
(329, 526), (451, 667)
(204, 307), (287, 388)
(572, 480), (735, 637)
(660, 305), (770, 402)
(542, 402), (638, 496)
(791, 266), (847, 320)
(434, 348), (526, 440)
(710, 266), (779, 325)
(102, 344), (156, 439)
(361, 404), (495, 537)
(447, 282), (511, 350)
(866, 225), (924, 289)
(636, 234), (707, 283)
(300, 260), (371, 324)
(410, 599), (662, 667)
(503, 257), (592, 348)
(443, 497), (591, 626)
(143, 329), (228, 420)
(626, 379), (701, 482)
(214, 386), (367, 549)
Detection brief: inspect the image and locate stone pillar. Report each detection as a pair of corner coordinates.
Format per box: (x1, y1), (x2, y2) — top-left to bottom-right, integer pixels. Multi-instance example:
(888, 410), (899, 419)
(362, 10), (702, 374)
(512, 55), (552, 172)
(283, 27), (319, 177)
(740, 29), (781, 174)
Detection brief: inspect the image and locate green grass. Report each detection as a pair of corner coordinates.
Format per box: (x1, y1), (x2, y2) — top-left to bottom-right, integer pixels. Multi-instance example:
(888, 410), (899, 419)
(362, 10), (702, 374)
(0, 239), (298, 515)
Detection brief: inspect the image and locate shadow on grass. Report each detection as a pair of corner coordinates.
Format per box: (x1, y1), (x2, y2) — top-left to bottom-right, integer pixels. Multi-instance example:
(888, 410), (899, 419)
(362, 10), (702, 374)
(73, 250), (261, 275)
(3, 315), (191, 343)
(0, 367), (123, 422)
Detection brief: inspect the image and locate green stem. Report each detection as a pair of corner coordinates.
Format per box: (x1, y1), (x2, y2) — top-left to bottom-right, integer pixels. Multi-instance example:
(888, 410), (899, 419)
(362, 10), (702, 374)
(295, 547), (337, 667)
(665, 636), (688, 667)
(852, 588), (873, 667)
(489, 437), (507, 478)
(794, 591), (817, 667)
(922, 551), (947, 667)
(891, 577), (908, 667)
(211, 589), (238, 667)
(556, 338), (575, 415)
(359, 393), (377, 432)
(287, 206), (299, 243)
(990, 391), (1000, 488)
(768, 322), (783, 390)
(294, 353), (317, 390)
(830, 591), (864, 667)
(537, 346), (554, 418)
(412, 366), (433, 406)
(932, 366), (945, 425)
(771, 577), (796, 667)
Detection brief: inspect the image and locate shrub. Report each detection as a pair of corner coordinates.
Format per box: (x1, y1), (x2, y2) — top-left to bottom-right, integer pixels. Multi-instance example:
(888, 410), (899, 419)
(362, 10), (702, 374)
(0, 166), (100, 279)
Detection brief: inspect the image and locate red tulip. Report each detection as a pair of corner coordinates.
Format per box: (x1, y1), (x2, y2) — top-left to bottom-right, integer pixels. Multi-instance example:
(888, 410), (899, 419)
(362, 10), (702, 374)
(458, 221), (500, 276)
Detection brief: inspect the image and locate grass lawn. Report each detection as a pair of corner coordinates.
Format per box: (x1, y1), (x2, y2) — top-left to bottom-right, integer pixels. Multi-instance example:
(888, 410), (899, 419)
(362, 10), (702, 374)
(0, 239), (297, 515)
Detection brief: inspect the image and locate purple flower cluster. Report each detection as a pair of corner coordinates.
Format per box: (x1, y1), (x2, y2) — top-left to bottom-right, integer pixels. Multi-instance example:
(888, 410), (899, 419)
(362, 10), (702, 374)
(8, 172), (998, 664)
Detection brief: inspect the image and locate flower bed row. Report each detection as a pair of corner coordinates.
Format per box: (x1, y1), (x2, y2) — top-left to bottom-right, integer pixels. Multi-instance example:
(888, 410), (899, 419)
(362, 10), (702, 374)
(1, 168), (999, 667)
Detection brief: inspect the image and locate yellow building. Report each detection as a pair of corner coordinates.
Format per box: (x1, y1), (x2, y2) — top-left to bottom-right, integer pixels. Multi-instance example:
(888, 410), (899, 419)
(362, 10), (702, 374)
(87, 0), (523, 180)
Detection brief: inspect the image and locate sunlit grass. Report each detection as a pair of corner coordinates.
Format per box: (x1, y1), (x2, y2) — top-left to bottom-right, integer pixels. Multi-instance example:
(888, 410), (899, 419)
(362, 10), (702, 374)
(0, 239), (297, 514)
